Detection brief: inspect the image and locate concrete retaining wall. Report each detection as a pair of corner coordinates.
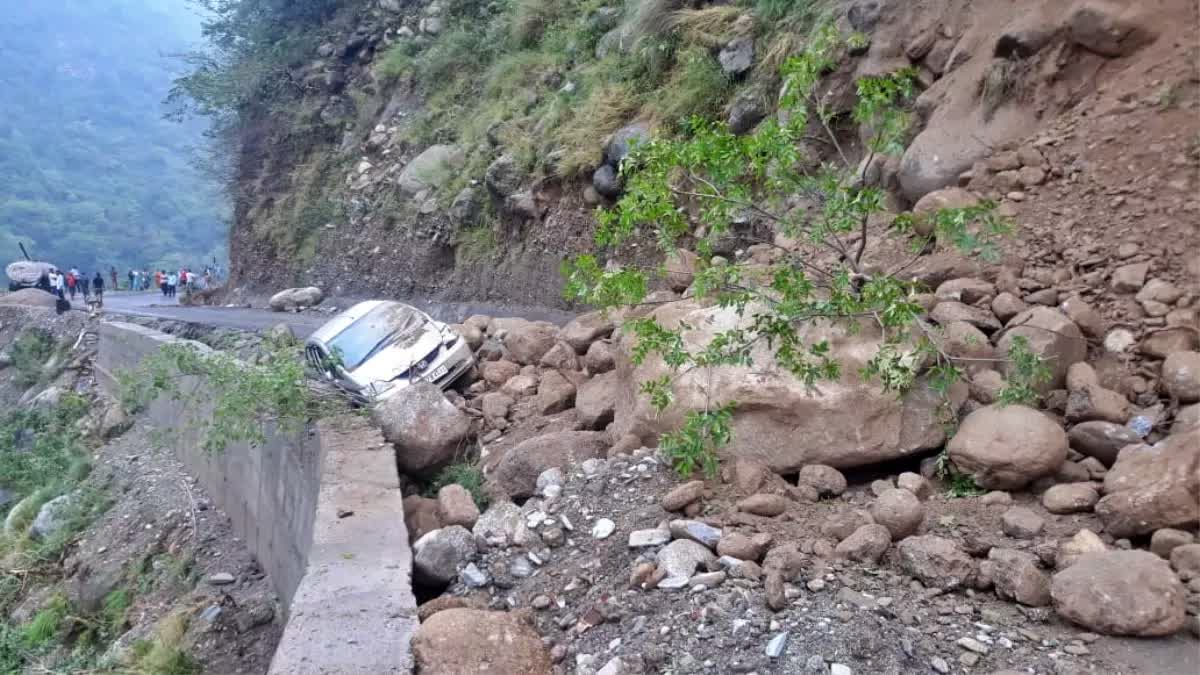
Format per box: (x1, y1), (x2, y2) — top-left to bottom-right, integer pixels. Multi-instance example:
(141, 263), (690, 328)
(95, 321), (415, 672)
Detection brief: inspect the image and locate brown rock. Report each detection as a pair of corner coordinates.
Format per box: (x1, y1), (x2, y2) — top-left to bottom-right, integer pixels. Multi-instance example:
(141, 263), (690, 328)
(1051, 551), (1186, 637)
(437, 484), (480, 529)
(1162, 351), (1200, 403)
(373, 383), (471, 477)
(717, 532), (768, 562)
(834, 524), (892, 563)
(1060, 296), (1105, 337)
(1002, 506), (1045, 539)
(797, 464), (847, 497)
(947, 404), (1068, 490)
(661, 480), (706, 512)
(1136, 279), (1184, 305)
(1056, 528), (1107, 569)
(404, 495), (444, 542)
(871, 488), (925, 540)
(820, 510), (874, 541)
(503, 321), (559, 365)
(737, 493), (791, 517)
(991, 292), (1028, 324)
(984, 548), (1051, 607)
(584, 340), (617, 374)
(969, 369), (1006, 404)
(576, 370), (618, 429)
(561, 311), (616, 353)
(488, 431), (609, 498)
(666, 248), (699, 291)
(1065, 364), (1130, 424)
(896, 535), (975, 588)
(1095, 428), (1199, 537)
(1141, 327), (1200, 358)
(939, 321), (997, 372)
(996, 307), (1086, 390)
(481, 360), (521, 387)
(535, 370), (576, 415)
(1110, 262), (1150, 293)
(1150, 528), (1196, 559)
(1042, 483), (1100, 514)
(930, 301), (1002, 332)
(935, 278), (996, 305)
(538, 341), (580, 371)
(1170, 544), (1200, 580)
(417, 595), (484, 622)
(412, 609), (553, 674)
(896, 472), (932, 501)
(912, 188), (982, 236)
(1067, 421), (1141, 466)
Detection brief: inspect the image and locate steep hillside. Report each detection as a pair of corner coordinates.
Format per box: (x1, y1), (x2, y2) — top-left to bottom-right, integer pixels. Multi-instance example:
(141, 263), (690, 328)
(0, 0), (227, 273)
(176, 0), (1197, 309)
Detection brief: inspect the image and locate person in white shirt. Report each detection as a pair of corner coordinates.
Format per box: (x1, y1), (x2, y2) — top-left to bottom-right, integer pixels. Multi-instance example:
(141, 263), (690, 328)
(166, 272), (178, 298)
(48, 270), (64, 299)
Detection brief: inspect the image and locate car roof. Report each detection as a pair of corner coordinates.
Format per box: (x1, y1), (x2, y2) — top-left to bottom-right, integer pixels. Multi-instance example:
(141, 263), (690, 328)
(307, 300), (424, 344)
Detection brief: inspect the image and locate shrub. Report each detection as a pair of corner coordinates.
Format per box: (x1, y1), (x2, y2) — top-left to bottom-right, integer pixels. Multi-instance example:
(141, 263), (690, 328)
(375, 40), (421, 81)
(648, 46), (733, 128)
(430, 461), (489, 509)
(553, 82), (641, 176)
(9, 329), (54, 387)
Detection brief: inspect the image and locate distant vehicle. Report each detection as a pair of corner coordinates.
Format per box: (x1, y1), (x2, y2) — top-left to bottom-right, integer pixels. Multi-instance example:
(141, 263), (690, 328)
(304, 300), (474, 403)
(6, 244), (55, 292)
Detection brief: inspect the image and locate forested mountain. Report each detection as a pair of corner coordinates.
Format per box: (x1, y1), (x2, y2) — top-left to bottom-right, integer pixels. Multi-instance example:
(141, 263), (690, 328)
(0, 0), (226, 276)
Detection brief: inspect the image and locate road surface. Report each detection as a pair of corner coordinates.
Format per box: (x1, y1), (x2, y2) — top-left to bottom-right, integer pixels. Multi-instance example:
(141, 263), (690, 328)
(102, 291), (575, 338)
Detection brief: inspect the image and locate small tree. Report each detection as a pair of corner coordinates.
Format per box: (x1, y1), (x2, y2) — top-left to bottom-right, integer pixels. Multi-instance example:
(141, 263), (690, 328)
(564, 25), (1012, 477)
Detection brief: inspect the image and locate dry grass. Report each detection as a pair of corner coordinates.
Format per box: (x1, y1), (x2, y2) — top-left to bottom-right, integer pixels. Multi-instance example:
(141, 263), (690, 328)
(667, 6), (752, 48)
(626, 0), (680, 44)
(553, 84), (643, 176)
(980, 57), (1033, 119)
(510, 0), (566, 46)
(753, 30), (804, 84)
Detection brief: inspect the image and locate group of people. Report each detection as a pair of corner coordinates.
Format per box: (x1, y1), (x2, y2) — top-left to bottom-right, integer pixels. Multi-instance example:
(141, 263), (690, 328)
(41, 267), (105, 302)
(132, 267), (214, 298)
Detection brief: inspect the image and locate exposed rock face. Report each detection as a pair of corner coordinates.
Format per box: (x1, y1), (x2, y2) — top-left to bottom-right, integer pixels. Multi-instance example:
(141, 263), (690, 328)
(1095, 429), (1199, 537)
(372, 383), (470, 477)
(488, 431), (609, 498)
(947, 404), (1068, 490)
(412, 609), (553, 674)
(612, 302), (963, 472)
(1051, 551), (1186, 637)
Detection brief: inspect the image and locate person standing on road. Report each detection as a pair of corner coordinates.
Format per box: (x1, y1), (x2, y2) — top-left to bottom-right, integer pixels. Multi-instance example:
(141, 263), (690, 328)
(93, 272), (105, 303)
(128, 269), (136, 291)
(66, 269), (77, 300)
(48, 269), (62, 299)
(166, 271), (178, 298)
(80, 273), (90, 298)
(109, 267), (117, 290)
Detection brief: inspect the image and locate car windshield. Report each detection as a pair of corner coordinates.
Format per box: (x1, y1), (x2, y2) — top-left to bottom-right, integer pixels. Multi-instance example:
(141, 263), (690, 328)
(327, 304), (427, 370)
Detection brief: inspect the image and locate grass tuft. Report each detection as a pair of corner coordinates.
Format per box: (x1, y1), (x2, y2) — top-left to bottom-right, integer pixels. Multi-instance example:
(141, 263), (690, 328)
(553, 83), (642, 176)
(430, 461), (489, 510)
(647, 46), (733, 128)
(668, 6), (750, 47)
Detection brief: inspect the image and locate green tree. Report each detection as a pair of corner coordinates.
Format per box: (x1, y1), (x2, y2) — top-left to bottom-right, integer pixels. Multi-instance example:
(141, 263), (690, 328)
(564, 25), (1011, 477)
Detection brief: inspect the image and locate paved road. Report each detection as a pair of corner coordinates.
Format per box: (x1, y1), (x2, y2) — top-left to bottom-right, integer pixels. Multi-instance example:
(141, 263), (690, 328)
(102, 291), (576, 338)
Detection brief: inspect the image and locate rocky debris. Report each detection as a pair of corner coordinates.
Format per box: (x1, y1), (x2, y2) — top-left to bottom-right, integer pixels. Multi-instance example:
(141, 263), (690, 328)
(834, 524), (892, 564)
(1001, 507), (1045, 539)
(613, 302), (960, 472)
(1041, 483), (1099, 514)
(485, 153), (525, 200)
(561, 311), (616, 353)
(372, 382), (470, 477)
(473, 501), (527, 548)
(437, 484), (480, 528)
(716, 532), (769, 562)
(660, 480), (705, 512)
(930, 301), (1002, 332)
(538, 341), (579, 371)
(870, 488), (925, 540)
(718, 36), (754, 76)
(896, 536), (975, 589)
(896, 472), (932, 501)
(404, 495), (444, 541)
(1065, 363), (1129, 424)
(737, 493), (790, 517)
(1067, 0), (1156, 57)
(656, 539), (716, 585)
(796, 464), (847, 497)
(1051, 551), (1185, 637)
(947, 404), (1068, 489)
(488, 431), (609, 498)
(535, 369), (576, 415)
(413, 525), (477, 587)
(669, 519), (722, 550)
(576, 371), (618, 429)
(412, 608), (552, 674)
(1162, 351), (1200, 403)
(1170, 544), (1200, 580)
(481, 360), (521, 386)
(584, 340), (617, 374)
(398, 144), (465, 196)
(984, 548), (1051, 607)
(1095, 428), (1199, 537)
(267, 286), (323, 311)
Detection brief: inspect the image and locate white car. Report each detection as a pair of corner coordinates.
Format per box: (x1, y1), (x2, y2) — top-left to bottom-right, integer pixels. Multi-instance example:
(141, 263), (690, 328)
(304, 300), (474, 403)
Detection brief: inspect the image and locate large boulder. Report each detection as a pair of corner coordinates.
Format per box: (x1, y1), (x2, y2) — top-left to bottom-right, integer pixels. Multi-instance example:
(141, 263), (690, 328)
(1051, 551), (1186, 636)
(29, 494), (75, 541)
(1066, 420), (1141, 466)
(268, 287), (323, 311)
(946, 404), (1068, 490)
(995, 307), (1086, 390)
(576, 371), (619, 430)
(484, 154), (526, 200)
(896, 535), (975, 589)
(398, 144), (465, 196)
(1066, 0), (1156, 57)
(561, 311), (617, 353)
(1162, 351), (1200, 403)
(1094, 428), (1199, 537)
(503, 321), (559, 365)
(412, 526), (477, 587)
(604, 122), (651, 167)
(372, 383), (471, 477)
(488, 431), (609, 498)
(412, 609), (552, 674)
(611, 302), (964, 472)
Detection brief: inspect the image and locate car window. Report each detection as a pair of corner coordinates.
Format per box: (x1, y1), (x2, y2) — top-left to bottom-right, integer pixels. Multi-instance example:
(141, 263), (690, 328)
(327, 304), (426, 370)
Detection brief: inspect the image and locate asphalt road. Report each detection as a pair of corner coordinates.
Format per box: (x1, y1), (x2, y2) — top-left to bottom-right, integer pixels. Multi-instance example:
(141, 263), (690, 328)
(102, 291), (576, 338)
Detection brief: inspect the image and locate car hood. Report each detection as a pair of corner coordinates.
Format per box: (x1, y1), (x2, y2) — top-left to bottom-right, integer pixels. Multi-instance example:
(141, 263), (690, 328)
(347, 325), (445, 387)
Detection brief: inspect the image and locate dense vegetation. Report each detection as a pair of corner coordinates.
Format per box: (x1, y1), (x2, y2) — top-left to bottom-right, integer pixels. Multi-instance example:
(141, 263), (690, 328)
(0, 0), (227, 275)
